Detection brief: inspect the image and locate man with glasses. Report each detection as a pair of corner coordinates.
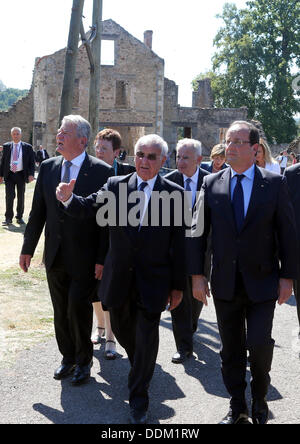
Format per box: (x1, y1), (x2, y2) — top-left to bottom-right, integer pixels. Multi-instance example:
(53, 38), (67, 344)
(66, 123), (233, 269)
(189, 120), (297, 424)
(55, 134), (186, 424)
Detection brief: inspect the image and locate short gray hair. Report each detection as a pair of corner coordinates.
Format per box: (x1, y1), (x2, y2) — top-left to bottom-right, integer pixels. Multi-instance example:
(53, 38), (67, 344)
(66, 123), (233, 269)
(61, 115), (91, 147)
(134, 134), (168, 157)
(11, 127), (22, 134)
(176, 138), (202, 156)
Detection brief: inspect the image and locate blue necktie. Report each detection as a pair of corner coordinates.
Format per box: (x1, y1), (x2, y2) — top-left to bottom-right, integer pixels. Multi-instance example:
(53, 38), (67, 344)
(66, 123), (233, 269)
(185, 177), (192, 191)
(185, 178), (195, 207)
(232, 174), (245, 232)
(139, 181), (148, 192)
(62, 161), (72, 183)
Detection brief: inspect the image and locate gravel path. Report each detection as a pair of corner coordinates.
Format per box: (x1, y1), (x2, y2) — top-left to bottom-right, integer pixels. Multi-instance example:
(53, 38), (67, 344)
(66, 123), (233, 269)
(0, 293), (299, 425)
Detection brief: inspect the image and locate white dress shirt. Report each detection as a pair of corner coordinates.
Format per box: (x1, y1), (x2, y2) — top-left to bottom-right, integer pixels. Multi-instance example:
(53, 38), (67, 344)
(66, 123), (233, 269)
(136, 174), (157, 226)
(183, 167), (199, 208)
(61, 151), (86, 182)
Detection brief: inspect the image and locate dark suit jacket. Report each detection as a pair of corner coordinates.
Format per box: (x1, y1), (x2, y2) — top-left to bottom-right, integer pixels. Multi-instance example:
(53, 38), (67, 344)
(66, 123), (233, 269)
(164, 167), (209, 197)
(115, 161), (135, 175)
(36, 149), (49, 164)
(188, 165), (298, 302)
(284, 164), (300, 273)
(67, 172), (186, 312)
(21, 153), (113, 278)
(0, 142), (35, 182)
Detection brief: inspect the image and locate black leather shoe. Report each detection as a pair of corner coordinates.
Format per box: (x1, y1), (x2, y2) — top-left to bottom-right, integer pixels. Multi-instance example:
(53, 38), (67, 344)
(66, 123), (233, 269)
(129, 408), (147, 425)
(252, 398), (269, 424)
(2, 219), (12, 226)
(16, 218), (25, 224)
(219, 409), (251, 424)
(171, 350), (192, 364)
(53, 363), (76, 380)
(71, 361), (93, 385)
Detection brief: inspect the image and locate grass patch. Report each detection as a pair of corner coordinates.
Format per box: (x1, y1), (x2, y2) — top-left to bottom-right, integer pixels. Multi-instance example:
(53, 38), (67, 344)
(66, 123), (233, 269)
(0, 180), (55, 368)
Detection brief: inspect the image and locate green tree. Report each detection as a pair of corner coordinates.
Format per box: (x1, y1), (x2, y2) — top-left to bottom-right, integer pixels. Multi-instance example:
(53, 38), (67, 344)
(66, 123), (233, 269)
(193, 0), (300, 143)
(0, 88), (29, 112)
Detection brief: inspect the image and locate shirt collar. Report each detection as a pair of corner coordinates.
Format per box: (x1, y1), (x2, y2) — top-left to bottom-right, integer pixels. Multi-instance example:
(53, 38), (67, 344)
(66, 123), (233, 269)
(63, 151), (86, 167)
(230, 164), (255, 181)
(183, 166), (199, 184)
(136, 174), (158, 191)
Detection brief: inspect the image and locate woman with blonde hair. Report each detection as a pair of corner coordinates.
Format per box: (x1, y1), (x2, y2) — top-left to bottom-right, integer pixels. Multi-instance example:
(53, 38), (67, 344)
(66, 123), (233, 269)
(256, 138), (281, 174)
(201, 143), (228, 173)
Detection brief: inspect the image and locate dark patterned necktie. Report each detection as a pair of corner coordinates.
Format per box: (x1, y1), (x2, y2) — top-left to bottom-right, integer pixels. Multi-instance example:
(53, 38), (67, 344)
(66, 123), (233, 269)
(62, 161), (72, 183)
(137, 181), (148, 229)
(232, 174), (245, 232)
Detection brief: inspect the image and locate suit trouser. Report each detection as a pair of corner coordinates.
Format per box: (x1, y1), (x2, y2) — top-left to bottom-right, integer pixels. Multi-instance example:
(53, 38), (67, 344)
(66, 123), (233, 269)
(171, 276), (203, 352)
(5, 171), (25, 220)
(213, 273), (276, 411)
(293, 279), (300, 330)
(46, 250), (96, 366)
(109, 284), (161, 412)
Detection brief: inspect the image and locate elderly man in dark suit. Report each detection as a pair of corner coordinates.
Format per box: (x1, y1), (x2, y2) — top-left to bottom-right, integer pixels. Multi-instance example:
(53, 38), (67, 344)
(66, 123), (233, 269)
(0, 127), (35, 225)
(189, 120), (297, 424)
(90, 128), (135, 355)
(284, 164), (300, 338)
(56, 134), (186, 424)
(165, 138), (209, 363)
(19, 115), (113, 385)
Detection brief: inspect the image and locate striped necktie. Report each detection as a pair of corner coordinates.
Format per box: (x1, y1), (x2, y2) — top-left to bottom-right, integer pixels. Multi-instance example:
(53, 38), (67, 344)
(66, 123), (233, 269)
(11, 144), (19, 172)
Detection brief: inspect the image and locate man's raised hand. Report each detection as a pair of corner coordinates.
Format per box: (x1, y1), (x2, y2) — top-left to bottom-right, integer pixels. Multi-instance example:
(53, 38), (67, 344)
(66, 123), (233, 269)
(56, 179), (76, 202)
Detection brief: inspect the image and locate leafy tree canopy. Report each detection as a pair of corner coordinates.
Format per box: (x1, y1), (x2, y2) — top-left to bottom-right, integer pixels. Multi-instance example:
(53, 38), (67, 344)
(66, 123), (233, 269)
(192, 0), (300, 143)
(0, 86), (29, 112)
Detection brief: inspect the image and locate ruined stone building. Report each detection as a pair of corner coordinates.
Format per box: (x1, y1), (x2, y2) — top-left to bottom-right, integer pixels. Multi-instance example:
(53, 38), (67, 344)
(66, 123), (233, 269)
(0, 19), (248, 160)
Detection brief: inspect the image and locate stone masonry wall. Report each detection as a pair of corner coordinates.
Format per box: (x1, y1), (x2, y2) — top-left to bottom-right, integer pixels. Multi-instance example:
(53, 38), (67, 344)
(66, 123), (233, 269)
(0, 88), (33, 145)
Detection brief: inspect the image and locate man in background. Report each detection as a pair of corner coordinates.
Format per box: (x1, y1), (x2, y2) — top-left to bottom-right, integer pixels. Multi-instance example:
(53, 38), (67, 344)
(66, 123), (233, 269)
(35, 145), (49, 170)
(165, 138), (209, 364)
(0, 127), (35, 225)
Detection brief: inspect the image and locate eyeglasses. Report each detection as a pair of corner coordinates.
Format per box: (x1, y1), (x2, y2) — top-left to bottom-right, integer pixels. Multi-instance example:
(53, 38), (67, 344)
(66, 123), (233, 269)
(95, 146), (107, 152)
(135, 151), (159, 161)
(225, 139), (251, 147)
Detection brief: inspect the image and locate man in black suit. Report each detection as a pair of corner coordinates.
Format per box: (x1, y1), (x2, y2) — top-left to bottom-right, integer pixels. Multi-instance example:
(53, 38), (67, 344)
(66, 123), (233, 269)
(94, 128), (135, 175)
(189, 120), (297, 424)
(19, 115), (113, 385)
(165, 138), (209, 364)
(91, 128), (135, 356)
(284, 164), (300, 337)
(56, 134), (186, 424)
(0, 127), (35, 225)
(35, 145), (50, 168)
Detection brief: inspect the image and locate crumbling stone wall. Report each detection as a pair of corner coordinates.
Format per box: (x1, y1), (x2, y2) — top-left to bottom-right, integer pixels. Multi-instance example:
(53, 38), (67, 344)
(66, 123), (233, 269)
(0, 88), (33, 145)
(32, 19), (165, 156)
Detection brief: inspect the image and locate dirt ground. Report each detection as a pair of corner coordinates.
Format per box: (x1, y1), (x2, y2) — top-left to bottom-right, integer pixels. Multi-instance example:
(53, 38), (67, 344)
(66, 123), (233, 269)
(0, 181), (54, 368)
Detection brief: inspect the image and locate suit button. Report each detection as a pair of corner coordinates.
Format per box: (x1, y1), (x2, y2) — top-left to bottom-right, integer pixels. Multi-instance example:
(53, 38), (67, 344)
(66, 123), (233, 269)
(129, 267), (133, 272)
(232, 260), (236, 264)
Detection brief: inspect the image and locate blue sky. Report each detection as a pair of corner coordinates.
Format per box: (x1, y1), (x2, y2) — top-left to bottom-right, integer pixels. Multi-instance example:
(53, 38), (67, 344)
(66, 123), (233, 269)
(0, 0), (247, 106)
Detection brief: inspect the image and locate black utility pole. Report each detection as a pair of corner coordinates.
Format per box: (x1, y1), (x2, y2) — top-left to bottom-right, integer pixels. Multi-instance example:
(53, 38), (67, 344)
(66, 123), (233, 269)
(88, 0), (103, 150)
(59, 0), (85, 126)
